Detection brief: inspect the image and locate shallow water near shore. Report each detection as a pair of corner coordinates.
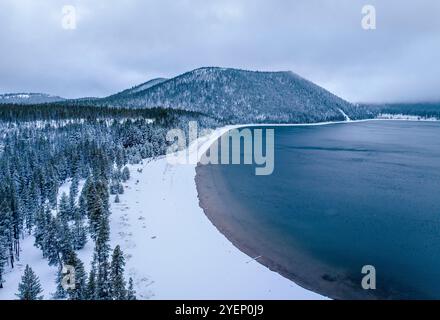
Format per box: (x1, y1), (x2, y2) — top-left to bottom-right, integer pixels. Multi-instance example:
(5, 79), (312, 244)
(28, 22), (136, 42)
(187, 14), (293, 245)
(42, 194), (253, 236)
(196, 121), (440, 299)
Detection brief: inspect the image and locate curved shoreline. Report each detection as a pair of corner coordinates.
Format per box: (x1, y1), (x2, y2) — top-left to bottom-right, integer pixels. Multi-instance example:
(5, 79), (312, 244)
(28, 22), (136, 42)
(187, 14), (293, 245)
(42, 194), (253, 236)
(195, 165), (338, 298)
(193, 120), (360, 300)
(194, 119), (436, 299)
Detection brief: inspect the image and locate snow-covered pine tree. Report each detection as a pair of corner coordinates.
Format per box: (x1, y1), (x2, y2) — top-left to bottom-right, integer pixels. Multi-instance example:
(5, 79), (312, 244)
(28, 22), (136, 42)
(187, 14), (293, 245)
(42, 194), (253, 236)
(69, 175), (79, 210)
(121, 167), (130, 182)
(77, 193), (87, 219)
(118, 183), (124, 195)
(62, 251), (87, 300)
(86, 264), (97, 300)
(71, 258), (87, 300)
(110, 245), (126, 300)
(54, 265), (67, 299)
(93, 214), (111, 300)
(88, 197), (106, 241)
(95, 179), (110, 213)
(126, 277), (136, 300)
(27, 180), (40, 231)
(40, 206), (63, 266)
(16, 265), (43, 300)
(72, 208), (87, 250)
(114, 194), (120, 203)
(55, 210), (73, 261)
(58, 192), (72, 221)
(0, 200), (13, 270)
(47, 169), (59, 209)
(33, 205), (47, 251)
(85, 180), (101, 240)
(0, 211), (9, 288)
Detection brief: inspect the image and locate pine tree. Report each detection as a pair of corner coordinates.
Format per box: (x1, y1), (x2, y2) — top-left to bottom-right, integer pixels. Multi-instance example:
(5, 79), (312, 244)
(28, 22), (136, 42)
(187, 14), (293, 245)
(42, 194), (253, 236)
(58, 192), (72, 221)
(48, 173), (59, 209)
(95, 179), (110, 213)
(88, 197), (106, 241)
(121, 167), (130, 182)
(110, 180), (119, 195)
(54, 265), (67, 299)
(77, 193), (87, 218)
(110, 245), (126, 300)
(16, 265), (43, 300)
(43, 211), (61, 266)
(33, 206), (46, 250)
(71, 258), (87, 300)
(69, 175), (79, 210)
(114, 194), (120, 203)
(126, 277), (136, 300)
(118, 183), (124, 195)
(28, 180), (40, 226)
(0, 216), (8, 289)
(63, 251), (87, 300)
(72, 209), (87, 250)
(55, 211), (73, 261)
(0, 201), (13, 270)
(86, 264), (97, 300)
(94, 215), (111, 300)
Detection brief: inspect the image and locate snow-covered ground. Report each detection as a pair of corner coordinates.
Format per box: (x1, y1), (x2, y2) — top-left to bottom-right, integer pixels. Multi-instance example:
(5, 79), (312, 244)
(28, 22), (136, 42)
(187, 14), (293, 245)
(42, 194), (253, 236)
(0, 124), (325, 300)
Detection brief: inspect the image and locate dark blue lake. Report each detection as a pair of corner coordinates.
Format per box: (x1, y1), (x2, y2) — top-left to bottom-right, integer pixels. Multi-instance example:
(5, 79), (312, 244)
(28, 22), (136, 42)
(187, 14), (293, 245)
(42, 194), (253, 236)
(196, 121), (440, 299)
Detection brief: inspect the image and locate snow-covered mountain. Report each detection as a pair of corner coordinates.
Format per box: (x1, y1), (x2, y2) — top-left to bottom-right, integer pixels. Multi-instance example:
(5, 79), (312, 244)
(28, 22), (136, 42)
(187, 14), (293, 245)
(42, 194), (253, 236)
(98, 67), (373, 123)
(0, 93), (65, 104)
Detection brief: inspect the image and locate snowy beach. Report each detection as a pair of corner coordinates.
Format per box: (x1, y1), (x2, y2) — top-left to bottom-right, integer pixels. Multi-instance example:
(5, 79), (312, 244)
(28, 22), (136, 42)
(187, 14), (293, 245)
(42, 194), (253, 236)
(0, 124), (324, 300)
(107, 125), (325, 299)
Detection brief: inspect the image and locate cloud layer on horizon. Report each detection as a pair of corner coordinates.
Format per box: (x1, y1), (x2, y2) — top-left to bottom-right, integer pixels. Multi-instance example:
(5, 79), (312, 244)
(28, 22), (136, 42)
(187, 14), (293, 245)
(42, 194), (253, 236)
(0, 0), (439, 103)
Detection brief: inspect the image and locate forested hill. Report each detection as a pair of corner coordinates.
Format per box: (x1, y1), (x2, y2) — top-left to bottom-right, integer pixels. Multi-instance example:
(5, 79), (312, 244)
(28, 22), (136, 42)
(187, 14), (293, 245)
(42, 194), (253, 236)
(0, 93), (65, 104)
(360, 102), (440, 119)
(79, 67), (375, 123)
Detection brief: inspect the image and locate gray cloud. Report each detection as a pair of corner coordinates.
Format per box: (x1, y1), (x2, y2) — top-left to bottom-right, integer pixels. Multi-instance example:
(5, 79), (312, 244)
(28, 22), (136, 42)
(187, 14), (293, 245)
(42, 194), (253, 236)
(0, 0), (439, 102)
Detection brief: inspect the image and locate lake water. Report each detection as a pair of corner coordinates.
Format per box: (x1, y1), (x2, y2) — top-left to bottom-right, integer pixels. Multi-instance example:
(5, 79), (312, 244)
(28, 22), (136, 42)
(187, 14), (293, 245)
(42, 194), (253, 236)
(196, 121), (440, 299)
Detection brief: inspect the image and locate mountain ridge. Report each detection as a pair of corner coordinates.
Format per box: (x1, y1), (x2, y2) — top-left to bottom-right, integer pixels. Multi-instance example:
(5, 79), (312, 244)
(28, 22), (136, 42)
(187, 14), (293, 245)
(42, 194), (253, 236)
(97, 67), (373, 123)
(0, 92), (65, 104)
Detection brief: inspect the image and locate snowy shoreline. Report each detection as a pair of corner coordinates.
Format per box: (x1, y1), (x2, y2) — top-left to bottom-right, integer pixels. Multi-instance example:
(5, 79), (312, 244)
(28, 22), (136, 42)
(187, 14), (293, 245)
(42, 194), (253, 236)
(167, 117), (440, 299)
(1, 117), (438, 300)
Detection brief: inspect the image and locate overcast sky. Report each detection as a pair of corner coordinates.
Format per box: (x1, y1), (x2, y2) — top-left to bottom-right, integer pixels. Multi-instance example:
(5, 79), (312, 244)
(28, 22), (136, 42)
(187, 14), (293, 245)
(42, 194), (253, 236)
(0, 0), (439, 103)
